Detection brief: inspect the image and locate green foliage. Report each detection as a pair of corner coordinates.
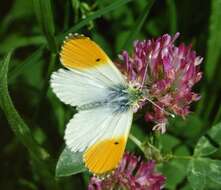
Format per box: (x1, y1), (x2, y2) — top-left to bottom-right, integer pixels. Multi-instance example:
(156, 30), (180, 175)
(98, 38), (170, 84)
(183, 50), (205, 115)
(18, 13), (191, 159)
(9, 47), (45, 82)
(33, 0), (57, 52)
(0, 51), (46, 160)
(166, 0), (177, 34)
(1, 0), (221, 189)
(187, 123), (221, 190)
(121, 0), (155, 51)
(56, 148), (86, 177)
(205, 0), (221, 81)
(57, 0), (133, 43)
(0, 51), (58, 189)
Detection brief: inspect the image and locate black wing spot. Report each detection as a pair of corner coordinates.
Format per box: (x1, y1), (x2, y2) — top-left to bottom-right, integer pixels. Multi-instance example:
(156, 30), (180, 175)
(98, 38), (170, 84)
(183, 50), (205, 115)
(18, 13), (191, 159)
(114, 142), (119, 145)
(96, 58), (101, 62)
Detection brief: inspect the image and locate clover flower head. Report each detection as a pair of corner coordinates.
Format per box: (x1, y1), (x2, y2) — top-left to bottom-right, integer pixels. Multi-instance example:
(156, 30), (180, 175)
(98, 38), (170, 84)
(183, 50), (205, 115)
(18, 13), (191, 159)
(118, 33), (202, 131)
(88, 153), (165, 190)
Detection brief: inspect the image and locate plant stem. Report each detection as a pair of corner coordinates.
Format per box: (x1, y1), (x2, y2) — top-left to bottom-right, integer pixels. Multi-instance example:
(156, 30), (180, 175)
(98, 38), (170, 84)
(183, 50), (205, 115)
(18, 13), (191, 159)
(33, 53), (57, 121)
(166, 154), (193, 160)
(129, 134), (193, 162)
(0, 51), (59, 189)
(129, 133), (144, 152)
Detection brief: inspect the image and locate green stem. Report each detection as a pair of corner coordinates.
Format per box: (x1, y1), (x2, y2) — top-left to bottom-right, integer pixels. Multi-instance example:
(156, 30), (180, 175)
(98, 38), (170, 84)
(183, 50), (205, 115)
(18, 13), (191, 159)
(166, 154), (193, 160)
(129, 133), (145, 152)
(33, 53), (57, 121)
(47, 53), (57, 79)
(33, 0), (57, 53)
(129, 133), (163, 161)
(0, 51), (59, 189)
(129, 134), (193, 162)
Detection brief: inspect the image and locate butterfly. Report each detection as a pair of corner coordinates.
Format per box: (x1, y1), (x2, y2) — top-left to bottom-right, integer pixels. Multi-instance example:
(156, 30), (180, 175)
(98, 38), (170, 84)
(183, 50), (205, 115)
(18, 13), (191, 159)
(50, 33), (143, 175)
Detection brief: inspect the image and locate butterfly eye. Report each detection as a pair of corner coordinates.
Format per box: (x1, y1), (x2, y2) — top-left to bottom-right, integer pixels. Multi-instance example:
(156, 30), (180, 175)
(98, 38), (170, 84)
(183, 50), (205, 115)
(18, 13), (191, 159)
(114, 141), (119, 145)
(96, 58), (101, 62)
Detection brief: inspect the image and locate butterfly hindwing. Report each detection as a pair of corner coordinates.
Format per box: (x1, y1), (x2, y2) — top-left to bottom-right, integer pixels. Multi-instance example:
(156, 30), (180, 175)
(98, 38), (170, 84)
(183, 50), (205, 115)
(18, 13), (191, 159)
(64, 106), (133, 175)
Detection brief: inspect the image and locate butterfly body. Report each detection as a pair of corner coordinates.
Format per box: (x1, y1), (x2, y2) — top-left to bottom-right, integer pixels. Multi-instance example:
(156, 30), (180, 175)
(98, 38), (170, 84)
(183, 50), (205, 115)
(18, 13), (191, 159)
(78, 84), (143, 113)
(51, 34), (143, 175)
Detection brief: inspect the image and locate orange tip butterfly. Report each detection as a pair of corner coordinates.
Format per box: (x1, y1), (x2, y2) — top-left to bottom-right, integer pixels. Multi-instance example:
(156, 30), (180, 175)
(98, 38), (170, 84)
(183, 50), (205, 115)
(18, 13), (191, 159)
(50, 33), (143, 175)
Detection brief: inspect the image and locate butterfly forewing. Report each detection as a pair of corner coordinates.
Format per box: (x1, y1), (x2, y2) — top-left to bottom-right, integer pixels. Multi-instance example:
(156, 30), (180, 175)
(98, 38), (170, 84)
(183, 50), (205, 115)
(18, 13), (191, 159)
(60, 34), (126, 85)
(51, 68), (109, 107)
(51, 34), (127, 107)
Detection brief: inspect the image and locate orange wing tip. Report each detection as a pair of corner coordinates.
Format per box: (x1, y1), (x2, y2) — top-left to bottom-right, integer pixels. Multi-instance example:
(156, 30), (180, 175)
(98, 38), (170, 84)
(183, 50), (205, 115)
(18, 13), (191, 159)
(59, 33), (110, 69)
(83, 137), (126, 176)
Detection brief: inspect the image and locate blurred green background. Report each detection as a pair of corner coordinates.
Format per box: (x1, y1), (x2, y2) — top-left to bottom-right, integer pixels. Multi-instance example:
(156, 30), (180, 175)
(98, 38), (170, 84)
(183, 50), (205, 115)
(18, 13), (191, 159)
(1, 0), (221, 190)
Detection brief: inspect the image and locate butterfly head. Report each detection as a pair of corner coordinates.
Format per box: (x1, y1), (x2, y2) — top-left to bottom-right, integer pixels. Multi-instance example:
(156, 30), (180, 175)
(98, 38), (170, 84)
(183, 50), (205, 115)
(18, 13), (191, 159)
(127, 84), (144, 112)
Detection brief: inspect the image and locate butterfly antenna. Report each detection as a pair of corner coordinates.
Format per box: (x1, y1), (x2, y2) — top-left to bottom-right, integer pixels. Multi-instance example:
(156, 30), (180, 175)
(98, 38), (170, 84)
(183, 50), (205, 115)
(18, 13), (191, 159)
(145, 97), (175, 118)
(140, 56), (150, 89)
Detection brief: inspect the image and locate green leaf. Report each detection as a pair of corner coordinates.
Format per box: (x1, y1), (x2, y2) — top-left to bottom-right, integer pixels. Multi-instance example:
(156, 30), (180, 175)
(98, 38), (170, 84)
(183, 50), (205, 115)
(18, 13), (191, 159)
(158, 134), (180, 152)
(194, 122), (221, 157)
(158, 145), (190, 190)
(33, 0), (57, 52)
(159, 160), (187, 190)
(188, 158), (221, 190)
(205, 0), (221, 81)
(56, 147), (87, 177)
(189, 123), (221, 189)
(57, 0), (133, 43)
(121, 0), (155, 51)
(194, 136), (218, 157)
(169, 115), (203, 138)
(207, 159), (221, 184)
(207, 122), (221, 146)
(187, 159), (206, 190)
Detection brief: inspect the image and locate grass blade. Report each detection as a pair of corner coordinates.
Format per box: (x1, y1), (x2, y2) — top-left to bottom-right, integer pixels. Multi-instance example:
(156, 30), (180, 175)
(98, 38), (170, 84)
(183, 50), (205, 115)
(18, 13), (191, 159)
(213, 106), (221, 124)
(9, 46), (44, 82)
(0, 51), (59, 189)
(0, 35), (45, 54)
(57, 0), (133, 43)
(205, 0), (221, 81)
(121, 0), (155, 51)
(0, 51), (44, 159)
(166, 0), (177, 34)
(33, 0), (57, 52)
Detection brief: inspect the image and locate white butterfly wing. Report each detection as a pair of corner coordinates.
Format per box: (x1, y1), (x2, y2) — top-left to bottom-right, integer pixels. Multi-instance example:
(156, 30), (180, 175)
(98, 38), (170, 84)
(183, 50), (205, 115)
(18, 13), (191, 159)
(50, 34), (126, 107)
(51, 68), (110, 107)
(64, 106), (133, 175)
